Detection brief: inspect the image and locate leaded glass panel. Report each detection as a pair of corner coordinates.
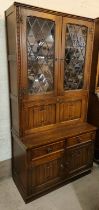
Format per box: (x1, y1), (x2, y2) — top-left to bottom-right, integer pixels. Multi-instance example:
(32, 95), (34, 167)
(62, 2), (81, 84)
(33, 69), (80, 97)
(64, 24), (87, 90)
(27, 16), (55, 94)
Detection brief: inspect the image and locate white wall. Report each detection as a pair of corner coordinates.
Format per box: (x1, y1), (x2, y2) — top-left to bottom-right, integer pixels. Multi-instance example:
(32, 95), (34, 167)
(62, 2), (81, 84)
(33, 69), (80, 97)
(0, 0), (99, 161)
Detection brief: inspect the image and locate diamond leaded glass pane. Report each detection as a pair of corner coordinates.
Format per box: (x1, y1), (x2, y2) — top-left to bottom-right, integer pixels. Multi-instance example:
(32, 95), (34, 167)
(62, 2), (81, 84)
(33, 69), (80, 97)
(26, 16), (55, 94)
(64, 24), (87, 90)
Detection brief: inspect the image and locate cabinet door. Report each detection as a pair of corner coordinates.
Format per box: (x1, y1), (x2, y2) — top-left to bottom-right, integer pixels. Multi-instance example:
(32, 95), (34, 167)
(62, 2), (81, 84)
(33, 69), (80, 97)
(20, 8), (61, 100)
(58, 18), (94, 124)
(66, 141), (93, 177)
(31, 151), (66, 193)
(58, 95), (86, 124)
(23, 99), (57, 134)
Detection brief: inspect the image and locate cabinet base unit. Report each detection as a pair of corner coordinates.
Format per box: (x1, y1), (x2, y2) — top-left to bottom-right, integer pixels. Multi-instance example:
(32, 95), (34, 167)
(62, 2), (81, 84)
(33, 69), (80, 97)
(12, 123), (96, 202)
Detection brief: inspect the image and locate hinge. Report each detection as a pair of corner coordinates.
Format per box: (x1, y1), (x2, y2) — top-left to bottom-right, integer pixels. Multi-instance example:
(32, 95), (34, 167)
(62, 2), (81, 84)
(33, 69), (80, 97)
(17, 14), (23, 24)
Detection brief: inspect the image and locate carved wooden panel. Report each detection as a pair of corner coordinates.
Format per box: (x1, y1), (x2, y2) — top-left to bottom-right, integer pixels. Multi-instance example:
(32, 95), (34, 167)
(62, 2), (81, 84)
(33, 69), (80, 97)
(32, 159), (60, 186)
(66, 142), (93, 176)
(31, 157), (62, 188)
(59, 99), (81, 122)
(24, 103), (56, 132)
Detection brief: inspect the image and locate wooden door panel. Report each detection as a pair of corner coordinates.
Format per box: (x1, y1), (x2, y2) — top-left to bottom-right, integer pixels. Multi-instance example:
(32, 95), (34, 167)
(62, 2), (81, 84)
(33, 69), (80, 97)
(59, 99), (82, 122)
(31, 149), (66, 191)
(59, 93), (87, 124)
(23, 103), (56, 133)
(32, 158), (61, 187)
(66, 141), (93, 176)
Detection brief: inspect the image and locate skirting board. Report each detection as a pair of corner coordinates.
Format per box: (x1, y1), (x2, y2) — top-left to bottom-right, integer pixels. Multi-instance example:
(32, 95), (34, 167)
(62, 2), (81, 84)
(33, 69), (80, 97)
(0, 159), (11, 179)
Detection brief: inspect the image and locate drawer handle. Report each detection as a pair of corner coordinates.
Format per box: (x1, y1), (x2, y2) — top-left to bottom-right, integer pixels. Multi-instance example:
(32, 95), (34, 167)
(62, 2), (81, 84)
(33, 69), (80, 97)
(60, 163), (64, 169)
(47, 147), (53, 153)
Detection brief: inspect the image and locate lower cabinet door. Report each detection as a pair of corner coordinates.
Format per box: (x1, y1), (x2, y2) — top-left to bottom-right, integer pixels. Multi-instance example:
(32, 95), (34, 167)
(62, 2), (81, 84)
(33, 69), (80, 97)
(31, 151), (67, 193)
(66, 141), (93, 177)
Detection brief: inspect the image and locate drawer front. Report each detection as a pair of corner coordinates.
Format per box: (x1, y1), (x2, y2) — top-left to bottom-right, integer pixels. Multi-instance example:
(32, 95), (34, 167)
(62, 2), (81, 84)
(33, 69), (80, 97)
(66, 132), (95, 148)
(31, 140), (66, 160)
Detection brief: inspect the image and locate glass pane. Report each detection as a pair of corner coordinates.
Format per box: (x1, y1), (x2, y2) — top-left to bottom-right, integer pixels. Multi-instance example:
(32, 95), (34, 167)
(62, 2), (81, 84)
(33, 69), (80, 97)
(64, 24), (87, 90)
(27, 16), (55, 94)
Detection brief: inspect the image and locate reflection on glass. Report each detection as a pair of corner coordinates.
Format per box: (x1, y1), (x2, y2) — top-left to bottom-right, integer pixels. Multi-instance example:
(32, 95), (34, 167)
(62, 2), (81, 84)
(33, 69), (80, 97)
(27, 16), (55, 94)
(64, 24), (87, 90)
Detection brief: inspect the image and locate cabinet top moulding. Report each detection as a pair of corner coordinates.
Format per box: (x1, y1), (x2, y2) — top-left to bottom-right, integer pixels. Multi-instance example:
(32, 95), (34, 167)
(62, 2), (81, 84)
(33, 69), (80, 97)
(5, 1), (94, 22)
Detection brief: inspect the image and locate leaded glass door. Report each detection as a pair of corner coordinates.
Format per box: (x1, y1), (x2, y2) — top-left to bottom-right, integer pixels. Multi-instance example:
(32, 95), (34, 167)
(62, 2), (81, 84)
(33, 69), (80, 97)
(20, 9), (61, 100)
(59, 17), (94, 124)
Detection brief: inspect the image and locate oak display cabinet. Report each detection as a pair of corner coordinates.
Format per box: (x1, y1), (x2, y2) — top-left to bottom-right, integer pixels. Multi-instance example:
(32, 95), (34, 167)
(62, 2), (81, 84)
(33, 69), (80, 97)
(5, 2), (96, 202)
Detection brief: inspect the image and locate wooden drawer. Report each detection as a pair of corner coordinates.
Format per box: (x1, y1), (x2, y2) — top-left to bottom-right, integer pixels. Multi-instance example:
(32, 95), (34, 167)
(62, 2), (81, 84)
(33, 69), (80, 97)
(66, 132), (95, 148)
(31, 140), (66, 160)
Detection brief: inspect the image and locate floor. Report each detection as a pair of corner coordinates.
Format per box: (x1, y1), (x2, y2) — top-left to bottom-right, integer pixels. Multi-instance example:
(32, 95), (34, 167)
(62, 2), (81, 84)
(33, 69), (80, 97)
(0, 164), (99, 210)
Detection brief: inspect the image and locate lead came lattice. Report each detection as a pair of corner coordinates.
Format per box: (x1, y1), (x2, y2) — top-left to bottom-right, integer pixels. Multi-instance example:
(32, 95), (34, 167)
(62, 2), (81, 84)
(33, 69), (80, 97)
(27, 16), (55, 94)
(64, 24), (87, 90)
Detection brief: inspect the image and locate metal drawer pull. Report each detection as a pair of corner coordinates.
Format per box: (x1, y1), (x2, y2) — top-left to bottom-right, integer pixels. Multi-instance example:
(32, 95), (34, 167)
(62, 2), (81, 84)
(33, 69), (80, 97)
(60, 163), (64, 169)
